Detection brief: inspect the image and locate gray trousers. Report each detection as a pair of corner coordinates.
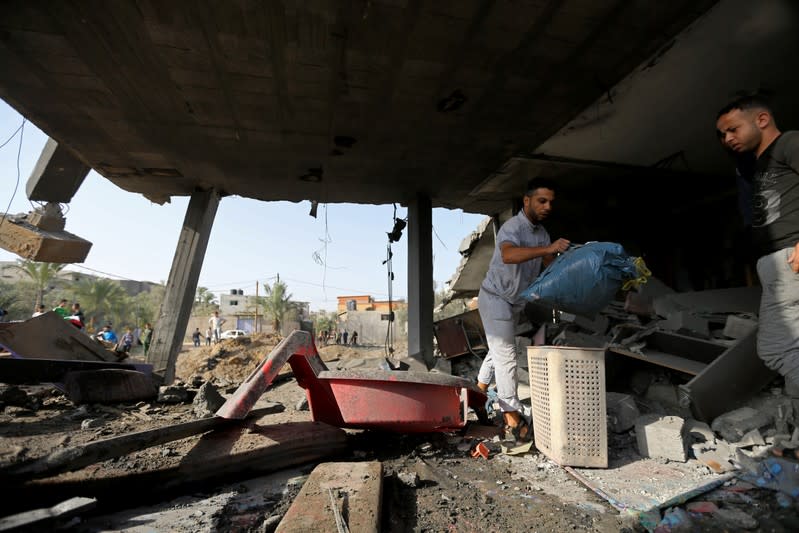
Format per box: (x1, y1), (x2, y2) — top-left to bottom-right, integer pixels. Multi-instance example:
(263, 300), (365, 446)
(477, 288), (523, 412)
(756, 247), (799, 382)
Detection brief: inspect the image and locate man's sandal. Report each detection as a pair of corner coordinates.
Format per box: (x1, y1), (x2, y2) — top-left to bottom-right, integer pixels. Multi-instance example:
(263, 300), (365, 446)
(506, 417), (533, 443)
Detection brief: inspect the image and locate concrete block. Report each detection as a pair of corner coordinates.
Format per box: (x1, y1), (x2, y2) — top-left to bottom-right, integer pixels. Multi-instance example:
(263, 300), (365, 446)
(276, 461), (382, 533)
(711, 407), (773, 443)
(606, 392), (640, 433)
(0, 216), (92, 263)
(660, 311), (710, 338)
(635, 414), (687, 462)
(722, 315), (758, 339)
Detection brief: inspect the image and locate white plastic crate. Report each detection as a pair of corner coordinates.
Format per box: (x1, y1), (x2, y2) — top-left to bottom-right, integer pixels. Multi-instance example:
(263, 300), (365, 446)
(528, 345), (607, 468)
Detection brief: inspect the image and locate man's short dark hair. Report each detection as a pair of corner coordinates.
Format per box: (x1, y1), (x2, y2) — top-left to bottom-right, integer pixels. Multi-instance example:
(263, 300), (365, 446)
(525, 177), (557, 196)
(717, 89), (774, 119)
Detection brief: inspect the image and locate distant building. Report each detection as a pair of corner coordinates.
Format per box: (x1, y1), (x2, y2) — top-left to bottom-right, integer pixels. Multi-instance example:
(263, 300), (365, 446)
(216, 288), (310, 335)
(0, 261), (158, 297)
(336, 295), (406, 314)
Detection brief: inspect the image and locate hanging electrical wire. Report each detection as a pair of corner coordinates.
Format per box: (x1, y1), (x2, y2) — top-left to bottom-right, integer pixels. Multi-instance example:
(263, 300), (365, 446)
(383, 203), (406, 359)
(0, 118), (26, 230)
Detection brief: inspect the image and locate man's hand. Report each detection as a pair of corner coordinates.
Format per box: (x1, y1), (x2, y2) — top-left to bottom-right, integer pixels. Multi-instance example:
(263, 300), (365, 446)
(548, 238), (571, 255)
(789, 242), (799, 273)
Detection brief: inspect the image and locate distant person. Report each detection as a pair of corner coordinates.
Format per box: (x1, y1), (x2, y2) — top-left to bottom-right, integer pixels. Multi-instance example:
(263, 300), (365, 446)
(350, 331), (358, 346)
(96, 324), (118, 344)
(120, 328), (134, 353)
(140, 323), (154, 356)
(342, 330), (348, 345)
(192, 328), (201, 347)
(335, 332), (341, 345)
(69, 302), (85, 330)
(53, 299), (69, 318)
(32, 304), (46, 317)
(205, 327), (212, 346)
(209, 311), (226, 344)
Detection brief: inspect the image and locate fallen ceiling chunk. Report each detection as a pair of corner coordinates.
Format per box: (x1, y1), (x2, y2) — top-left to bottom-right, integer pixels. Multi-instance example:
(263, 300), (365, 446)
(0, 212), (91, 263)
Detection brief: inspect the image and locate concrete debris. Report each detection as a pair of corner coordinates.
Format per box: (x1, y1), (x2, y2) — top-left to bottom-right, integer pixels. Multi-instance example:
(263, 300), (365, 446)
(606, 392), (640, 433)
(644, 382), (684, 413)
(711, 407), (773, 443)
(722, 314), (758, 340)
(712, 507), (759, 530)
(192, 382), (225, 419)
(735, 428), (765, 448)
(0, 385), (35, 409)
(684, 419), (715, 444)
(654, 506), (693, 532)
(692, 441), (735, 473)
(659, 311), (710, 339)
(635, 415), (687, 462)
(158, 384), (191, 404)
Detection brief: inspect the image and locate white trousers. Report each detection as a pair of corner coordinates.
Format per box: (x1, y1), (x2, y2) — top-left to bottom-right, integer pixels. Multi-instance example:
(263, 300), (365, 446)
(477, 288), (523, 412)
(756, 247), (799, 382)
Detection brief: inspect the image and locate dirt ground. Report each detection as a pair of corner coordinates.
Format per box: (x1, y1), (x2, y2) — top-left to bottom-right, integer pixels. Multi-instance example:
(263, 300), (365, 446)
(8, 333), (797, 532)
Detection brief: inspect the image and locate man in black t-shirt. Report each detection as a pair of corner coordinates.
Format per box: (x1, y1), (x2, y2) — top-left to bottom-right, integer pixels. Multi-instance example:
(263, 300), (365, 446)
(717, 93), (799, 396)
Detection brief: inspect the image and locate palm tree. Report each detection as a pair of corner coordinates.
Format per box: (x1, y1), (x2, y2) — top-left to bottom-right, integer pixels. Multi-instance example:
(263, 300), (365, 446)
(262, 280), (293, 335)
(71, 277), (127, 331)
(14, 260), (66, 309)
(193, 286), (217, 316)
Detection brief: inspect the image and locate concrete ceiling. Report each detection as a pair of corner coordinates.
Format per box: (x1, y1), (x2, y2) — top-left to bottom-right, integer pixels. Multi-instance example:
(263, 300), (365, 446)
(0, 0), (717, 212)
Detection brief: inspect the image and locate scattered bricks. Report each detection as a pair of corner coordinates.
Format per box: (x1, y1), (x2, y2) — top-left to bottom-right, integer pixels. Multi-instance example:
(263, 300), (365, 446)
(660, 311), (710, 339)
(636, 415), (687, 462)
(606, 392), (640, 433)
(722, 315), (758, 340)
(64, 370), (157, 405)
(711, 407), (773, 443)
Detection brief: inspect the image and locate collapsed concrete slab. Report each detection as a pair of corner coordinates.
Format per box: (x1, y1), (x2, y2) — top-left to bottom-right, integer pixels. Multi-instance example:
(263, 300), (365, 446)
(0, 213), (91, 263)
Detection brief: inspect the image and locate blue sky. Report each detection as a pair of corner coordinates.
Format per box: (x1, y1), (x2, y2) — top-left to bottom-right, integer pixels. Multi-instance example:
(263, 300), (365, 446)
(0, 100), (485, 311)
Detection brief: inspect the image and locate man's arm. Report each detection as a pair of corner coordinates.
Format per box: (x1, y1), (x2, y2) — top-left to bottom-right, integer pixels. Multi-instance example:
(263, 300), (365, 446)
(500, 238), (570, 265)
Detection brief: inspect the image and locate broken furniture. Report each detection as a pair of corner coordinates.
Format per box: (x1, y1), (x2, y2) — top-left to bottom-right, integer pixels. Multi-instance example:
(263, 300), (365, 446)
(217, 330), (488, 432)
(433, 309), (487, 359)
(608, 326), (774, 422)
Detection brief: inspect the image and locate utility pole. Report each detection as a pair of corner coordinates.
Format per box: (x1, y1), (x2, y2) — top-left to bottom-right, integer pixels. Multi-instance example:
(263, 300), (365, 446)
(255, 281), (259, 333)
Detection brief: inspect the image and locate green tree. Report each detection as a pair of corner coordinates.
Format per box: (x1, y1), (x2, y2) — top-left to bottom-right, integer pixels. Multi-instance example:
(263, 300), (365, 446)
(313, 310), (337, 334)
(193, 286), (217, 315)
(0, 280), (28, 320)
(132, 284), (166, 326)
(14, 260), (65, 309)
(261, 280), (293, 335)
(71, 277), (127, 331)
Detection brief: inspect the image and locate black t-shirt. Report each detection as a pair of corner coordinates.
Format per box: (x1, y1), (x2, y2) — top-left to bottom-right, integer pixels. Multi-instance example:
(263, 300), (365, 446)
(751, 131), (799, 256)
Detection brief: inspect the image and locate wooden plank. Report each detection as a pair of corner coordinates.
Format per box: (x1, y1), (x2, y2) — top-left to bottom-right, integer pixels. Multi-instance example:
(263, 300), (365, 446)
(0, 497), (96, 532)
(276, 462), (383, 533)
(0, 358), (150, 385)
(8, 421), (347, 514)
(608, 347), (707, 376)
(0, 404), (284, 483)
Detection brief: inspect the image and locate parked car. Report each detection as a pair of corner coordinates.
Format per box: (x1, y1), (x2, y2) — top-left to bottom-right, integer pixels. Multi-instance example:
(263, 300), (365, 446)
(220, 329), (248, 339)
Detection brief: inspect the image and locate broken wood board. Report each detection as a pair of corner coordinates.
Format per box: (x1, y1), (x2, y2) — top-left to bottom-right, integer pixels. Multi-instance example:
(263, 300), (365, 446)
(0, 357), (151, 385)
(0, 312), (119, 362)
(1, 403), (284, 482)
(0, 496), (96, 532)
(6, 420), (347, 515)
(0, 215), (91, 263)
(567, 456), (725, 515)
(276, 461), (383, 533)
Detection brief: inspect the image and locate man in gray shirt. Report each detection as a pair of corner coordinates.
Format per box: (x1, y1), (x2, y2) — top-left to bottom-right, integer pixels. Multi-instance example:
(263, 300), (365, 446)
(477, 177), (570, 441)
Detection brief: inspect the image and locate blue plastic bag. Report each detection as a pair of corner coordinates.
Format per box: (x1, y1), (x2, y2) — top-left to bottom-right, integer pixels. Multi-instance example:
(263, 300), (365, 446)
(520, 242), (647, 318)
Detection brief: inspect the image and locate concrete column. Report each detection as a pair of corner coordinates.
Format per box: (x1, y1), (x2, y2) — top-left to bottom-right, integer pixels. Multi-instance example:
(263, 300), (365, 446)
(147, 189), (220, 384)
(26, 138), (90, 203)
(407, 192), (434, 369)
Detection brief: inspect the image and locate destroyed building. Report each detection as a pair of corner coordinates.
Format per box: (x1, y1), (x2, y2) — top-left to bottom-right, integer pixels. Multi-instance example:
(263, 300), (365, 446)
(2, 0), (799, 531)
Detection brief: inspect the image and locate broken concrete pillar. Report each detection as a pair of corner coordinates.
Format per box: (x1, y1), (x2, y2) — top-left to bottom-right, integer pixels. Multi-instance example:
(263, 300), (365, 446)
(635, 414), (687, 462)
(26, 138), (90, 203)
(407, 192), (434, 369)
(147, 189), (220, 384)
